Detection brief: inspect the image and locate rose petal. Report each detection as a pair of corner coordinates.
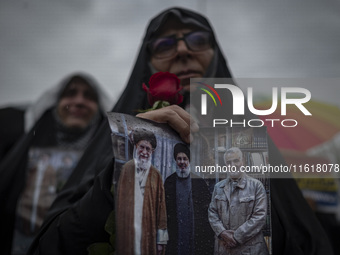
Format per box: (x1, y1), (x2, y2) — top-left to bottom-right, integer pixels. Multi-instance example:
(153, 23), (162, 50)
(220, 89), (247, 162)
(142, 83), (149, 92)
(144, 72), (183, 106)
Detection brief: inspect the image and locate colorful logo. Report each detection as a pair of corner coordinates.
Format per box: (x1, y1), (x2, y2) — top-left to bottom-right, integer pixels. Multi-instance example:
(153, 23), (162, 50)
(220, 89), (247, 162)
(196, 82), (222, 115)
(197, 82), (312, 117)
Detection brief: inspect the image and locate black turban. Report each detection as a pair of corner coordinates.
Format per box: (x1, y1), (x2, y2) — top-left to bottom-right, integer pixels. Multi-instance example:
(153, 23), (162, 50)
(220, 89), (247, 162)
(173, 143), (190, 161)
(132, 128), (157, 149)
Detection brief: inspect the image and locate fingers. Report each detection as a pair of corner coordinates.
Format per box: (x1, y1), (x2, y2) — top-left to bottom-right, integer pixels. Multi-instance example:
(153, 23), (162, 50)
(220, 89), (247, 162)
(229, 238), (237, 246)
(226, 230), (236, 240)
(222, 240), (237, 249)
(136, 105), (199, 144)
(169, 105), (199, 133)
(224, 243), (237, 249)
(220, 230), (237, 248)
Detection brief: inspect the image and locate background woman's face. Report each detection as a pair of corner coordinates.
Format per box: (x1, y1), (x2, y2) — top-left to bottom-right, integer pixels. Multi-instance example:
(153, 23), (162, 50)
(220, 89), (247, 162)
(57, 81), (99, 129)
(150, 19), (214, 91)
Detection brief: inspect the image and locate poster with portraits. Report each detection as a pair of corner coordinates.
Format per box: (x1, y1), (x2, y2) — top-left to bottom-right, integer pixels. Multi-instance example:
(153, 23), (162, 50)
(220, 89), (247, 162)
(107, 112), (272, 255)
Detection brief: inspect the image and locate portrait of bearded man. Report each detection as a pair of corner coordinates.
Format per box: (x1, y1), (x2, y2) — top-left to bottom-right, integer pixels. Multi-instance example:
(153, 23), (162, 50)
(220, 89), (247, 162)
(116, 128), (168, 255)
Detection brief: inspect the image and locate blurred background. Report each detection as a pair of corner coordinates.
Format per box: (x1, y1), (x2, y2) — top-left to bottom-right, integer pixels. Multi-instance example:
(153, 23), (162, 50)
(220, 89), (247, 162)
(1, 0), (339, 107)
(1, 0), (340, 252)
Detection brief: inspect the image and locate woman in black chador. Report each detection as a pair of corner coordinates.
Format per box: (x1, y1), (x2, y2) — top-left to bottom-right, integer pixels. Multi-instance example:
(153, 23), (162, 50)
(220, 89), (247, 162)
(28, 7), (332, 255)
(0, 73), (111, 255)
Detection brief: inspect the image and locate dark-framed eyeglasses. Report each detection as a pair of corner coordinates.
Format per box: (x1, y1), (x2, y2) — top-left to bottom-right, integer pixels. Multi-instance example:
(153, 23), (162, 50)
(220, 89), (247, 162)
(148, 31), (213, 59)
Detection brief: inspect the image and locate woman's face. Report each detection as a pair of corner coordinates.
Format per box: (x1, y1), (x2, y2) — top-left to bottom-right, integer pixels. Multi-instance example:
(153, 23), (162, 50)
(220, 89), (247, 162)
(57, 80), (99, 130)
(150, 19), (214, 91)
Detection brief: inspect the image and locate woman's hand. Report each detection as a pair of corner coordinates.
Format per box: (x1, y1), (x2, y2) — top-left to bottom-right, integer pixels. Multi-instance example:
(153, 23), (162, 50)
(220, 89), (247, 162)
(136, 105), (199, 143)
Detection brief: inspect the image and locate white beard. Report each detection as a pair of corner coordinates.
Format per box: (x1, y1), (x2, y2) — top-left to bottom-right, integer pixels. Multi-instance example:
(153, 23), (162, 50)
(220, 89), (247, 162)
(176, 164), (191, 178)
(133, 148), (151, 171)
(136, 158), (151, 171)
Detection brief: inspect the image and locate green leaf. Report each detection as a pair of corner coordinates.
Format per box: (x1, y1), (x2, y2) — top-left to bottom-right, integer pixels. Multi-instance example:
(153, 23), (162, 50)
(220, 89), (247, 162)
(138, 100), (171, 112)
(153, 100), (170, 109)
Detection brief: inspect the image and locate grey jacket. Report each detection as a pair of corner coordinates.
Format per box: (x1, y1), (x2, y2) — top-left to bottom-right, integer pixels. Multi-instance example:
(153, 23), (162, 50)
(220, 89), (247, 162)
(208, 174), (269, 255)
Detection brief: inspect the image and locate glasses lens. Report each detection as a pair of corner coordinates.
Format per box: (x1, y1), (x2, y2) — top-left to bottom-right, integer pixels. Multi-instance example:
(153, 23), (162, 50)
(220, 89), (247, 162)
(186, 31), (212, 51)
(150, 37), (177, 58)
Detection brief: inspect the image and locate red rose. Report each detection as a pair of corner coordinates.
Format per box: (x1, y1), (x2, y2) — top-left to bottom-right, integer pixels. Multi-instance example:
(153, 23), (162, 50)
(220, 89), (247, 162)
(142, 72), (183, 107)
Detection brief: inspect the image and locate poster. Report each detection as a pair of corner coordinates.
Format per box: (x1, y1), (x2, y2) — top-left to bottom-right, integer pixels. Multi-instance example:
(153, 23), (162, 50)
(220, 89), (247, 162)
(108, 112), (272, 254)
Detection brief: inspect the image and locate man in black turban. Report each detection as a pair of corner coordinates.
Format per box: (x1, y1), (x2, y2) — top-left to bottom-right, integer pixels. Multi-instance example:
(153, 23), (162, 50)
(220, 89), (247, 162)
(164, 143), (214, 255)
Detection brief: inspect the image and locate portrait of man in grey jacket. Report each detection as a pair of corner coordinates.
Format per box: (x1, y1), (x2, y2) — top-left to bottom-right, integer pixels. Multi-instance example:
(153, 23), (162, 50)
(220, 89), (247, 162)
(208, 147), (269, 255)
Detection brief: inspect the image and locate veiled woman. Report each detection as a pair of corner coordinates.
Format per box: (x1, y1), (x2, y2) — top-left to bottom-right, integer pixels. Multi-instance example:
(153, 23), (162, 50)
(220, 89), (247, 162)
(28, 7), (332, 255)
(0, 73), (112, 255)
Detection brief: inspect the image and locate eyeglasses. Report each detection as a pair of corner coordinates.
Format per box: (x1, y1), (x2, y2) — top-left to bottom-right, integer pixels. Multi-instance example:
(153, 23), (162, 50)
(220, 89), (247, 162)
(148, 31), (213, 59)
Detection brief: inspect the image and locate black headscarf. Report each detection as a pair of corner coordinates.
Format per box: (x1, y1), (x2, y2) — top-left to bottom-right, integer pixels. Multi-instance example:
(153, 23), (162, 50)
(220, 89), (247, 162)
(132, 128), (157, 149)
(174, 143), (190, 161)
(29, 7), (332, 255)
(113, 7), (232, 115)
